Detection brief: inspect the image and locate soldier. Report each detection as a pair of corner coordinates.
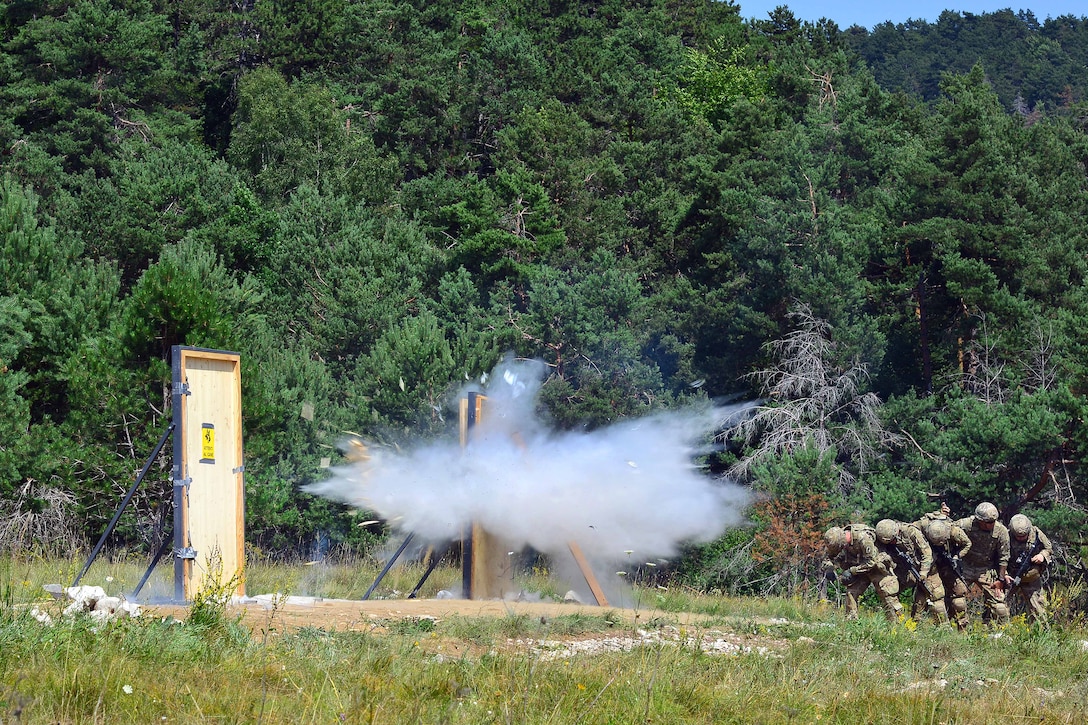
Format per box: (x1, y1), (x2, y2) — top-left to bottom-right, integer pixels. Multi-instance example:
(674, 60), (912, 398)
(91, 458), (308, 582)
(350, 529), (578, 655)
(875, 519), (941, 624)
(824, 524), (902, 622)
(915, 517), (972, 628)
(1007, 513), (1053, 622)
(917, 501), (953, 527)
(953, 502), (1011, 629)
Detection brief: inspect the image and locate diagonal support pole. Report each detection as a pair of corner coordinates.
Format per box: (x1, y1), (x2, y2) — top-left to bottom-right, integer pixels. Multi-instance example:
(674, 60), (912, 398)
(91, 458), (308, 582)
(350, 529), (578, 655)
(408, 543), (450, 599)
(131, 533), (175, 599)
(362, 533), (415, 600)
(73, 423), (174, 587)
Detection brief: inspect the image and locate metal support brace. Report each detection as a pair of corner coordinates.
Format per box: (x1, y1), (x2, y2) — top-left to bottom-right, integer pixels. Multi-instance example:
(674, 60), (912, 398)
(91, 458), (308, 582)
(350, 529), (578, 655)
(131, 535), (174, 598)
(72, 423), (175, 587)
(362, 533), (415, 600)
(408, 543), (450, 599)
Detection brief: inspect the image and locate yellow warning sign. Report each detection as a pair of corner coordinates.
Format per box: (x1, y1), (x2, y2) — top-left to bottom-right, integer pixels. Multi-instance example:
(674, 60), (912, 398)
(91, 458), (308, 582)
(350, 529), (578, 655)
(201, 424), (215, 461)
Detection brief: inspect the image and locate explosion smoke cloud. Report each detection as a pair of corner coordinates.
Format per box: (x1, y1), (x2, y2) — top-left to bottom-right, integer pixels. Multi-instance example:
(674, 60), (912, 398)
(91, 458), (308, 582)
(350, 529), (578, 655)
(305, 357), (750, 571)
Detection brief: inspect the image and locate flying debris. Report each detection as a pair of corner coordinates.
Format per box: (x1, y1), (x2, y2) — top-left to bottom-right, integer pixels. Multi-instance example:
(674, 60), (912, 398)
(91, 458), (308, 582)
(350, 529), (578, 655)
(305, 356), (749, 569)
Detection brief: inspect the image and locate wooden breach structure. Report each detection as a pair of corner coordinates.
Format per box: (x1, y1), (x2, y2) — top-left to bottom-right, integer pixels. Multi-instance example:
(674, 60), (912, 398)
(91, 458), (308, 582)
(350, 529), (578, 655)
(172, 346), (245, 602)
(458, 392), (517, 600)
(459, 392), (608, 605)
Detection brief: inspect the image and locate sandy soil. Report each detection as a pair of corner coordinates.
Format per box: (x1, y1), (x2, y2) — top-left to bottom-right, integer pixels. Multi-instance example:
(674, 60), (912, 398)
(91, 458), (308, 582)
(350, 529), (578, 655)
(139, 595), (793, 661)
(144, 595), (713, 634)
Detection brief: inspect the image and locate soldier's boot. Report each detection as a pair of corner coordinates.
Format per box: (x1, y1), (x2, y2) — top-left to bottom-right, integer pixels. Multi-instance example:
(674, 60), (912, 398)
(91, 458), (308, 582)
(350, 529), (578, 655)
(991, 602), (1010, 627)
(843, 590), (861, 620)
(929, 599), (949, 625)
(950, 596), (968, 632)
(1027, 589), (1048, 623)
(883, 600), (903, 624)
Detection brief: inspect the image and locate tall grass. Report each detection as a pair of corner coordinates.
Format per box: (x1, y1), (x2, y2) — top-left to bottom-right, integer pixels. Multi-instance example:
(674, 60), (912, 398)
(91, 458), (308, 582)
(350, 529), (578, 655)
(3, 556), (1088, 723)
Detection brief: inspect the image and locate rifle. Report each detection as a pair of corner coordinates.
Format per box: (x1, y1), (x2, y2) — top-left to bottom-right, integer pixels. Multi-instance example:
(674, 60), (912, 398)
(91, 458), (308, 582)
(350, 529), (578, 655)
(935, 546), (971, 591)
(892, 545), (937, 601)
(1010, 536), (1045, 587)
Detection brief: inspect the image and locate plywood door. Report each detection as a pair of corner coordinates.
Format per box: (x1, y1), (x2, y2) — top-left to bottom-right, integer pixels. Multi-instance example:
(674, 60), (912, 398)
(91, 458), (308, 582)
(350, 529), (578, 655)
(175, 347), (245, 601)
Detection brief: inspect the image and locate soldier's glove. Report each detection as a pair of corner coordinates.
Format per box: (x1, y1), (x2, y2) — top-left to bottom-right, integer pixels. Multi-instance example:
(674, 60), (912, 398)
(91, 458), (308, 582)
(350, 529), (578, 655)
(840, 570), (856, 585)
(824, 568), (837, 583)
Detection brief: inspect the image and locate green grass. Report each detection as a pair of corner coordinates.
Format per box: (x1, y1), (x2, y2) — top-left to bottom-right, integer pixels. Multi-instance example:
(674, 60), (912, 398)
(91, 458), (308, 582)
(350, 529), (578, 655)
(3, 556), (1088, 723)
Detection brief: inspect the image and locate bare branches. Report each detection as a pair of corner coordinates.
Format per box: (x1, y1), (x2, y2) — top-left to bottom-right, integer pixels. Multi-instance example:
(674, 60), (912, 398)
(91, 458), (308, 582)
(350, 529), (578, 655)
(0, 481), (84, 555)
(806, 63), (838, 110)
(960, 312), (1007, 404)
(1024, 322), (1059, 393)
(724, 303), (897, 493)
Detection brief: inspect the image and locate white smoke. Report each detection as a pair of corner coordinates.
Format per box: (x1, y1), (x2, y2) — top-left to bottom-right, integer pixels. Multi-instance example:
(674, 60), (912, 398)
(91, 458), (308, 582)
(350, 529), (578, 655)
(305, 356), (750, 584)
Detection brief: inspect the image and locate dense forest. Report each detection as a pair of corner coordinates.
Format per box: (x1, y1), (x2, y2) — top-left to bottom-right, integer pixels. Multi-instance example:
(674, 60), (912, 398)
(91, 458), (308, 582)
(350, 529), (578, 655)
(3, 0), (1088, 594)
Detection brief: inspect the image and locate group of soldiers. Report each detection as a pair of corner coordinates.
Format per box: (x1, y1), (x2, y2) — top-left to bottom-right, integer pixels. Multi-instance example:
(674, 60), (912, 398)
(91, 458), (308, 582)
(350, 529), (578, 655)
(822, 502), (1053, 629)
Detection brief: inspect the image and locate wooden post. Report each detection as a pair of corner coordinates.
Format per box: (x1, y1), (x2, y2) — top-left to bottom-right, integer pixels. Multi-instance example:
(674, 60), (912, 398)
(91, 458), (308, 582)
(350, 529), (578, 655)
(567, 540), (609, 606)
(460, 393), (516, 600)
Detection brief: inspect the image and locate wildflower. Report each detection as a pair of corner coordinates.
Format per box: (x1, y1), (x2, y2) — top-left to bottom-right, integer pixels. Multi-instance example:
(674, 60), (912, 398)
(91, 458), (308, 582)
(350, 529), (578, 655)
(123, 685), (134, 695)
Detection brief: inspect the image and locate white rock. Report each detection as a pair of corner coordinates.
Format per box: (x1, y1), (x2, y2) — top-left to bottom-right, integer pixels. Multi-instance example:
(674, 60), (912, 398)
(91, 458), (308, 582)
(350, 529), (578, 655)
(30, 607), (54, 626)
(118, 601), (142, 618)
(95, 596), (122, 614)
(65, 585), (105, 610)
(89, 609), (112, 626)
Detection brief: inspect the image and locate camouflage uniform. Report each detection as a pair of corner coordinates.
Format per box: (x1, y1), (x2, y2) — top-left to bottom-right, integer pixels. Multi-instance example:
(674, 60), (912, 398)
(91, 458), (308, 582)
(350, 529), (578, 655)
(953, 503), (1011, 629)
(1008, 514), (1053, 622)
(915, 512), (972, 628)
(876, 520), (939, 624)
(825, 524), (901, 622)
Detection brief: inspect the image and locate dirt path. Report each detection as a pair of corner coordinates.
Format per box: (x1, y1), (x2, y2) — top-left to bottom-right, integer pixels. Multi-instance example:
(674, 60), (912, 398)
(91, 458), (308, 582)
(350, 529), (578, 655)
(145, 595), (714, 634)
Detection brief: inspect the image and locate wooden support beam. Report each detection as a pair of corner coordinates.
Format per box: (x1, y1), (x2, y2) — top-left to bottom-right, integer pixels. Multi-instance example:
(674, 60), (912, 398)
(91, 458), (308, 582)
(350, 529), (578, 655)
(567, 540), (609, 606)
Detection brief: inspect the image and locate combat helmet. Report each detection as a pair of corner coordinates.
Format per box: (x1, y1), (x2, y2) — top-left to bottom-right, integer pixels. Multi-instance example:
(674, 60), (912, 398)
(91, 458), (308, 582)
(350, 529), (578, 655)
(1009, 514), (1032, 538)
(974, 502), (999, 522)
(927, 519), (952, 546)
(824, 526), (846, 554)
(875, 519), (900, 544)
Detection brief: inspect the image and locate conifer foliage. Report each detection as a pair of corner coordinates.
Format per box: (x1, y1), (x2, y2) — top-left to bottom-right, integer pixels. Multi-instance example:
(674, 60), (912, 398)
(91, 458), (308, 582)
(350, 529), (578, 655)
(1, 0), (1087, 581)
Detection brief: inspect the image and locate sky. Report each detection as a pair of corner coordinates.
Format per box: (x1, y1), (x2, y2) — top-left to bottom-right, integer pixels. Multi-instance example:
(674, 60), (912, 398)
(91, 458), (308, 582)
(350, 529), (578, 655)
(736, 2), (1087, 30)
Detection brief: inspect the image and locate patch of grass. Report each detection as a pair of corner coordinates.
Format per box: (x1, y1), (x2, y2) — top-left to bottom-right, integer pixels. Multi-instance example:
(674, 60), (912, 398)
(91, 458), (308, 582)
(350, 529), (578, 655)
(389, 615), (438, 636)
(4, 556), (1088, 723)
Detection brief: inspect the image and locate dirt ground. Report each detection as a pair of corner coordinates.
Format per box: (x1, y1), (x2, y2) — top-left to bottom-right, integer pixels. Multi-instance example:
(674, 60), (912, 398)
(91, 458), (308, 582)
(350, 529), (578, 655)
(140, 595), (789, 661)
(144, 595), (714, 634)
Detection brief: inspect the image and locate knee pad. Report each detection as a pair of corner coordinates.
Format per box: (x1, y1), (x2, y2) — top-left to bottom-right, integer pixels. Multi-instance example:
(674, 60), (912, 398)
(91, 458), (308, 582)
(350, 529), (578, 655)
(951, 597), (967, 613)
